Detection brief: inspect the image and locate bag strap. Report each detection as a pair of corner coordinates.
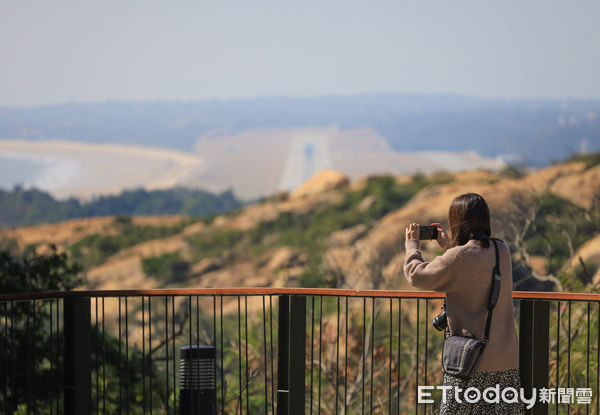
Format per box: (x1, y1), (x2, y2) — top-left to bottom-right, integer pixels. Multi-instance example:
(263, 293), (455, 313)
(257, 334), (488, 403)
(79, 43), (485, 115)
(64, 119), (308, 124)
(483, 239), (502, 344)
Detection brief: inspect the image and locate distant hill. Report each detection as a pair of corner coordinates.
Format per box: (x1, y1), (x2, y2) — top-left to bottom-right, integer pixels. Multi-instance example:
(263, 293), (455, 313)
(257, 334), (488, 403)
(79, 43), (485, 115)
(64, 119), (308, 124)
(0, 186), (242, 227)
(1, 94), (599, 165)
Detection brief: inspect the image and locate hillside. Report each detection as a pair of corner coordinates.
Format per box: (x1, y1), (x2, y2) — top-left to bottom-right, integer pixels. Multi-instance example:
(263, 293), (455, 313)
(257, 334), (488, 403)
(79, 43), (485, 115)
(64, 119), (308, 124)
(2, 158), (599, 296)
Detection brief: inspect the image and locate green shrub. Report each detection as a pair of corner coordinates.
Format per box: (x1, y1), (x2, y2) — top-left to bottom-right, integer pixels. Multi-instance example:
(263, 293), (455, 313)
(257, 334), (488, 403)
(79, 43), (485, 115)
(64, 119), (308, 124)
(142, 252), (190, 285)
(500, 164), (526, 179)
(524, 193), (598, 276)
(69, 223), (188, 269)
(566, 152), (600, 168)
(186, 228), (244, 261)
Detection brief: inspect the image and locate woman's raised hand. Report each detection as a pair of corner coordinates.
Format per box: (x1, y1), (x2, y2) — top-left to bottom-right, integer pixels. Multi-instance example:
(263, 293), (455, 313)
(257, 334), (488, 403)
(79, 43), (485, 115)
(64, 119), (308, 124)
(431, 222), (449, 251)
(405, 223), (420, 240)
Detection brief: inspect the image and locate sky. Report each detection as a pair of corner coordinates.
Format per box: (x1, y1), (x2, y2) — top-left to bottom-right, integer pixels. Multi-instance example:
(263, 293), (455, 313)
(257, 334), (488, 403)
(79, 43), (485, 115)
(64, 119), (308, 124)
(1, 0), (599, 107)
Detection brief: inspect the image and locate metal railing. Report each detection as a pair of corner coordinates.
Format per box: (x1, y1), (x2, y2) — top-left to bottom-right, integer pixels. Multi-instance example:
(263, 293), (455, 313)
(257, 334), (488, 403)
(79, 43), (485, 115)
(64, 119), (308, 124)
(1, 288), (599, 415)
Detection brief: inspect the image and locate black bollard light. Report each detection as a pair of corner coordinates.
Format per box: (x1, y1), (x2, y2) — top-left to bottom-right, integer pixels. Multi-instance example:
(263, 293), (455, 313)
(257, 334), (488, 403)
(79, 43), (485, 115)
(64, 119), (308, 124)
(179, 345), (216, 415)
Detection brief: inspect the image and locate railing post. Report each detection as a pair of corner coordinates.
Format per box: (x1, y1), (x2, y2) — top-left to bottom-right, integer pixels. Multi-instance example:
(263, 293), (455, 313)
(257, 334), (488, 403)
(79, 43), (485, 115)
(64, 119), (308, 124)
(289, 295), (306, 415)
(277, 295), (306, 415)
(277, 295), (289, 415)
(519, 300), (549, 415)
(64, 297), (91, 415)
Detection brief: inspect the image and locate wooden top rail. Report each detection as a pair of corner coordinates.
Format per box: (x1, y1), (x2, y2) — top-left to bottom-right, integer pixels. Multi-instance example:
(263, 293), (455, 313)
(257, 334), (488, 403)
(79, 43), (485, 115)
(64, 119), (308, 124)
(1, 288), (599, 302)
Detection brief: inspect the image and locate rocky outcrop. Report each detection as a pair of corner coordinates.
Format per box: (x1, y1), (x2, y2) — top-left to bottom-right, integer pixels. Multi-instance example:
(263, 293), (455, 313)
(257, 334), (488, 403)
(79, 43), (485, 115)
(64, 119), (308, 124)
(264, 247), (298, 272)
(550, 165), (600, 209)
(567, 234), (600, 283)
(191, 257), (224, 276)
(290, 169), (349, 199)
(326, 224), (368, 247)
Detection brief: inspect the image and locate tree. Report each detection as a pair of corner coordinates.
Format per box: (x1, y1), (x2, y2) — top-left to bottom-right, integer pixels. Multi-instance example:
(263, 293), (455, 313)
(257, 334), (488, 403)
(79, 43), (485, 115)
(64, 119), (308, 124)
(0, 245), (82, 294)
(0, 246), (83, 413)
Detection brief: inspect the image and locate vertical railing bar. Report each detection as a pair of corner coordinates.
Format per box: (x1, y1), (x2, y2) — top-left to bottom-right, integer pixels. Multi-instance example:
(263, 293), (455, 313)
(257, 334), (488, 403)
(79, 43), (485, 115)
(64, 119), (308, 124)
(245, 296), (250, 414)
(263, 296), (269, 415)
(51, 299), (55, 414)
(94, 297), (100, 413)
(388, 298), (392, 415)
(33, 300), (37, 415)
(213, 295), (217, 388)
(362, 297), (365, 415)
(587, 302), (591, 415)
(125, 297), (129, 414)
(118, 297), (122, 415)
(6, 302), (9, 414)
(424, 299), (428, 396)
(26, 301), (31, 415)
(5, 302), (9, 415)
(95, 298), (99, 414)
(49, 300), (53, 415)
(1, 303), (4, 413)
(238, 296), (243, 414)
(213, 295), (217, 415)
(397, 298), (401, 415)
(12, 302), (17, 415)
(568, 300), (571, 415)
(221, 296), (225, 415)
(344, 296), (349, 415)
(415, 299), (420, 415)
(335, 296), (340, 415)
(370, 298), (374, 415)
(148, 297), (152, 415)
(188, 295), (192, 349)
(310, 296), (315, 415)
(165, 296), (169, 415)
(556, 301), (560, 415)
(596, 302), (599, 415)
(187, 295), (192, 415)
(269, 295), (274, 415)
(143, 297), (146, 415)
(196, 296), (200, 349)
(202, 296), (205, 410)
(25, 300), (28, 414)
(102, 298), (106, 415)
(2, 303), (9, 412)
(318, 296), (323, 415)
(171, 296), (176, 414)
(56, 299), (60, 415)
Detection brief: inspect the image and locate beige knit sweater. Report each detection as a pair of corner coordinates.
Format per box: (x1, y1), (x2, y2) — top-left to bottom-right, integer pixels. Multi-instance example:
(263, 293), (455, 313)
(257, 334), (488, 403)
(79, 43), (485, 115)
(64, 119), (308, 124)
(403, 238), (519, 372)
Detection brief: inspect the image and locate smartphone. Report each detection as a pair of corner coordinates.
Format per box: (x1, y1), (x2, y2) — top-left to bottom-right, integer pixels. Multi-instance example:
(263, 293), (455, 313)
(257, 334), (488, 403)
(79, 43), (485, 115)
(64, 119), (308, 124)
(419, 225), (438, 240)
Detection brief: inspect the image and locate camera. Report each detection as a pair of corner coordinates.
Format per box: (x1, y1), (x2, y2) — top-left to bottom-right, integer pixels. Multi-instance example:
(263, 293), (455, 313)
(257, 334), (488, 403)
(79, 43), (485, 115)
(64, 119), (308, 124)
(419, 225), (438, 240)
(432, 305), (448, 332)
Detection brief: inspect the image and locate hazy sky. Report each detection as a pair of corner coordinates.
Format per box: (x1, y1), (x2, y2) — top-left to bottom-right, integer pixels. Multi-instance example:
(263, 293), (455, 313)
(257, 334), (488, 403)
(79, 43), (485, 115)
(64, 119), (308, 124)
(1, 0), (599, 107)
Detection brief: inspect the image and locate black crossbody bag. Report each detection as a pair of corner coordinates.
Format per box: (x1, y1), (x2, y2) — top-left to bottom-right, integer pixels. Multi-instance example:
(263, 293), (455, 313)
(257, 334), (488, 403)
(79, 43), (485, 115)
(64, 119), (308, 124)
(441, 239), (502, 379)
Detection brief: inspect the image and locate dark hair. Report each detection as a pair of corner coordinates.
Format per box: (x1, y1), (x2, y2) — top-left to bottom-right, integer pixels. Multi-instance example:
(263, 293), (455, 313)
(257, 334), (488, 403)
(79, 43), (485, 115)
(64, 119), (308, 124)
(448, 193), (491, 248)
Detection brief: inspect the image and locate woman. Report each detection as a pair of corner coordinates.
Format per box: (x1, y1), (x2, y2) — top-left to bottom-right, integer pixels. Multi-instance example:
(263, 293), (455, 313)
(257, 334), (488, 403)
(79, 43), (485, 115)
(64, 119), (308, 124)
(404, 193), (523, 415)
